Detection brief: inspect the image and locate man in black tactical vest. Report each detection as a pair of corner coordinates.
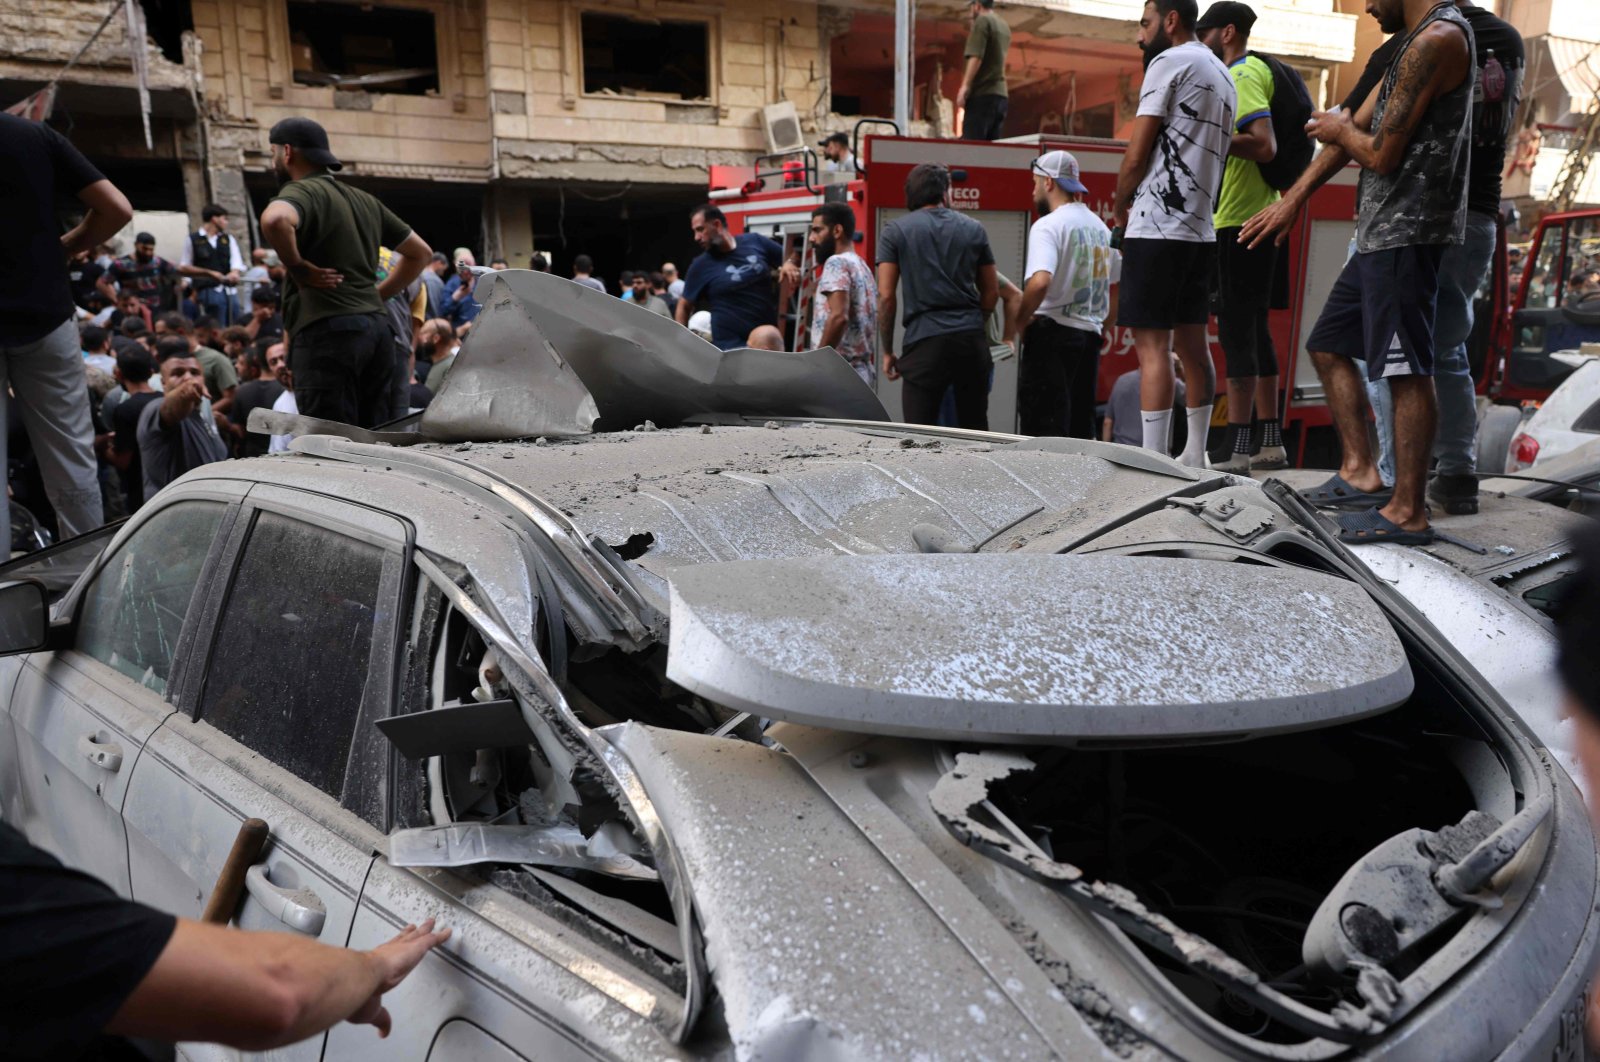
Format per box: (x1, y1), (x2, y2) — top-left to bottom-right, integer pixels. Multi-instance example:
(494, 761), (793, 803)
(179, 203), (246, 325)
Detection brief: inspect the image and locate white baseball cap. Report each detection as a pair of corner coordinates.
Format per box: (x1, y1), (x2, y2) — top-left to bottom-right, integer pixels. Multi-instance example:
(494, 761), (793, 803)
(1033, 150), (1089, 195)
(687, 310), (713, 338)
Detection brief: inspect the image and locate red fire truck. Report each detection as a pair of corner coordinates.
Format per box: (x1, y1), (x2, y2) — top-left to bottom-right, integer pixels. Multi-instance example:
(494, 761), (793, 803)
(709, 131), (1360, 462)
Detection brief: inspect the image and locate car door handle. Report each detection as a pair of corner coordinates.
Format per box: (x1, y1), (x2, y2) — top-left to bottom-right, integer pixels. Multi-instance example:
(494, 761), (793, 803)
(79, 733), (123, 772)
(245, 864), (327, 936)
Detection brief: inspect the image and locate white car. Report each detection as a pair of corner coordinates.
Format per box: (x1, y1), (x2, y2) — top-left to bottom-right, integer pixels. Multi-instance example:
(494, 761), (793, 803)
(1507, 354), (1600, 472)
(0, 273), (1595, 1060)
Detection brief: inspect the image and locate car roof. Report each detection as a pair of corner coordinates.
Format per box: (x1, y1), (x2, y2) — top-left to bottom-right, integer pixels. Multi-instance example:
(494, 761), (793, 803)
(408, 425), (1196, 579)
(268, 424), (1406, 742)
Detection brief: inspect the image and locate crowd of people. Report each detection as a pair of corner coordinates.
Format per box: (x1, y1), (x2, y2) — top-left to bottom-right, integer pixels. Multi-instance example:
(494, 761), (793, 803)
(0, 0), (1529, 558)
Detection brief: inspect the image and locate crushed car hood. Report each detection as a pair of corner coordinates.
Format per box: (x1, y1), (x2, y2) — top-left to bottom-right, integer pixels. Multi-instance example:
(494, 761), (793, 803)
(604, 722), (1121, 1060)
(665, 554), (1413, 742)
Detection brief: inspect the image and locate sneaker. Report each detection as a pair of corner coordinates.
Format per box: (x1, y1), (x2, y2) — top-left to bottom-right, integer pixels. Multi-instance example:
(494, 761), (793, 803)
(1428, 473), (1479, 516)
(1208, 452), (1252, 474)
(1251, 444), (1289, 470)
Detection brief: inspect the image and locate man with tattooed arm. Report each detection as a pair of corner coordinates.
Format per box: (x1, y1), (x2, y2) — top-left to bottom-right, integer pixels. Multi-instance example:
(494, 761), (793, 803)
(1240, 0), (1473, 546)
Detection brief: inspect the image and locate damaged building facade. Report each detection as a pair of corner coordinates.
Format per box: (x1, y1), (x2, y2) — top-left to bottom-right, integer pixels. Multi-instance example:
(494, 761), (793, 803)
(3, 0), (1358, 276)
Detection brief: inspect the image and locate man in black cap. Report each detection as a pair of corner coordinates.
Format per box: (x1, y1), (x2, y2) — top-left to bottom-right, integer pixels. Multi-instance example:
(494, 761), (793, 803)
(1196, 1), (1287, 473)
(818, 132), (857, 174)
(258, 117), (432, 427)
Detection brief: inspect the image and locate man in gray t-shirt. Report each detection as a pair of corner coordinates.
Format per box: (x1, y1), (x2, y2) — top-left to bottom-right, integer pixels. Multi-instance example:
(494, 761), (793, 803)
(876, 163), (998, 429)
(138, 343), (230, 501)
(1104, 362), (1186, 451)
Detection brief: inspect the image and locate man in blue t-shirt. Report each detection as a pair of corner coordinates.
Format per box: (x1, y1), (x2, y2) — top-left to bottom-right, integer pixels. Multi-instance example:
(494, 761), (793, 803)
(675, 204), (784, 350)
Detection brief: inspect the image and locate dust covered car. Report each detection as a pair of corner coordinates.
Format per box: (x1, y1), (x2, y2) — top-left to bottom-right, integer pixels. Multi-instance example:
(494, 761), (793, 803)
(0, 273), (1594, 1061)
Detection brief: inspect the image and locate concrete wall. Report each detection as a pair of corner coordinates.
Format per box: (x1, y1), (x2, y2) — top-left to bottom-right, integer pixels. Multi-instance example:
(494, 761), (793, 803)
(190, 0), (494, 183)
(486, 0), (824, 184)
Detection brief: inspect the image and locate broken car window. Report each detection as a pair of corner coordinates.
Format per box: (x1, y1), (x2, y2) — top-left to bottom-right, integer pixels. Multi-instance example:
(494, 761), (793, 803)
(390, 594), (686, 982)
(198, 511), (386, 800)
(76, 502), (225, 694)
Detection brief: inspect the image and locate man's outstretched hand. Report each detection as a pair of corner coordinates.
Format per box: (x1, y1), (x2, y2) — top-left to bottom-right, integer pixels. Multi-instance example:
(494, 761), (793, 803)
(1239, 197), (1301, 250)
(348, 919), (452, 1038)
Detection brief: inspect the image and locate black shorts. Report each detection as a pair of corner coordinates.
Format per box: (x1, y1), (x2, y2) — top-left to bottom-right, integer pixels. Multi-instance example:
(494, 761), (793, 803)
(1214, 228), (1275, 314)
(1304, 245), (1444, 382)
(1214, 228), (1278, 379)
(1116, 238), (1215, 330)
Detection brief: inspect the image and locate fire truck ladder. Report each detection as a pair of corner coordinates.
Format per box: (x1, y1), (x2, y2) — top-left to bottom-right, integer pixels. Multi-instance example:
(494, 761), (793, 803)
(1550, 96), (1600, 213)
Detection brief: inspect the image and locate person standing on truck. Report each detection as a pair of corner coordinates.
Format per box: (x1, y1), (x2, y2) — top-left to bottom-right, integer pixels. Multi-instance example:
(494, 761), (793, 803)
(1196, 2), (1284, 473)
(1241, 0), (1474, 545)
(877, 163), (999, 429)
(1016, 151), (1120, 439)
(818, 132), (858, 174)
(958, 0), (1012, 141)
(1112, 0), (1236, 466)
(1361, 1), (1523, 516)
(676, 204), (785, 350)
(259, 117), (433, 428)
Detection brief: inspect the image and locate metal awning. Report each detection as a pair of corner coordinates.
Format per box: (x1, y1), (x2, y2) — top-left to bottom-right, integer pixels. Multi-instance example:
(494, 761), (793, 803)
(1548, 35), (1600, 108)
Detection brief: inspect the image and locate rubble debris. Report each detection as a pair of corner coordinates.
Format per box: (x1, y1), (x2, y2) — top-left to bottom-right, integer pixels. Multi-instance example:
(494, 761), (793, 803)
(389, 822), (658, 879)
(930, 750), (1389, 1044)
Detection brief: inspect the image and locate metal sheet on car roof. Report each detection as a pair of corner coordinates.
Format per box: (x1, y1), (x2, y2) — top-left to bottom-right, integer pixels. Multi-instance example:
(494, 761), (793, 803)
(423, 271), (888, 439)
(665, 554), (1411, 742)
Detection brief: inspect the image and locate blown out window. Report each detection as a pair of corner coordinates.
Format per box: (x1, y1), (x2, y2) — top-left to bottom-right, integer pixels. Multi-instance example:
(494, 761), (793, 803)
(287, 2), (441, 95)
(580, 12), (709, 101)
(199, 511), (385, 800)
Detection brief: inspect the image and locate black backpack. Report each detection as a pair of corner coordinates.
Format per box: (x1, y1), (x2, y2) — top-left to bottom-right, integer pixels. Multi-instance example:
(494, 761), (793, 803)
(1249, 51), (1314, 192)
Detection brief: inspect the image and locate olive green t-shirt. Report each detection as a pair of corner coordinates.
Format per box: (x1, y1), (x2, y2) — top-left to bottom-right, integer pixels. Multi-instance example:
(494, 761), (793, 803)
(194, 346), (238, 399)
(964, 12), (1011, 99)
(270, 174), (412, 335)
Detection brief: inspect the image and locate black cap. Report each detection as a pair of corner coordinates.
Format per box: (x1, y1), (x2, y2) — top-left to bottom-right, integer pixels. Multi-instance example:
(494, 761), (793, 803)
(818, 132), (849, 147)
(268, 117), (343, 171)
(1195, 1), (1257, 34)
(134, 231), (156, 244)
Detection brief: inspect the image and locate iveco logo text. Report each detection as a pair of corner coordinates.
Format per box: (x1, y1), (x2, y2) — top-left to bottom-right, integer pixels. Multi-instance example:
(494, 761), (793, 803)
(950, 187), (980, 209)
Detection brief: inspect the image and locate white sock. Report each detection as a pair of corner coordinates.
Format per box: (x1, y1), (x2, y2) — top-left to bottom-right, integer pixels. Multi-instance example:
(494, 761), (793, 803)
(1141, 409), (1173, 454)
(1180, 404), (1213, 467)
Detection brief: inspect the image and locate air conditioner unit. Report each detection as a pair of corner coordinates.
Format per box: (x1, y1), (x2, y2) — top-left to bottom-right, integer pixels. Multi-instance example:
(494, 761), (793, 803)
(761, 101), (805, 156)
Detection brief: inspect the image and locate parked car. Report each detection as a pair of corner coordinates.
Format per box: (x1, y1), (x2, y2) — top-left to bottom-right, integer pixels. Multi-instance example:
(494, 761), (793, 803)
(1481, 435), (1600, 515)
(1505, 354), (1600, 473)
(0, 418), (1593, 1060)
(0, 277), (1594, 1060)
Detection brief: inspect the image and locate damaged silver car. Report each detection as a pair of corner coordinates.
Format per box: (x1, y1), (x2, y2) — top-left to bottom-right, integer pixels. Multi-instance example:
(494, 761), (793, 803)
(0, 272), (1595, 1061)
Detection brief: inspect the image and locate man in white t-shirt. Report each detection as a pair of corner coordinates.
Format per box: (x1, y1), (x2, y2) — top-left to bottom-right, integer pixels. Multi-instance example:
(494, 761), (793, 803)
(178, 205), (247, 326)
(1017, 151), (1121, 439)
(1111, 0), (1235, 465)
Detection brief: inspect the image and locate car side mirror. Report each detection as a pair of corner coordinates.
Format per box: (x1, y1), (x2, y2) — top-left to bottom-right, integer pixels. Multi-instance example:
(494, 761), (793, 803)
(0, 579), (50, 656)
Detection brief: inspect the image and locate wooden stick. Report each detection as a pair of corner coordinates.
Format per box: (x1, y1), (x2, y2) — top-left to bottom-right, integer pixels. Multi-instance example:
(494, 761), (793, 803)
(201, 817), (270, 925)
